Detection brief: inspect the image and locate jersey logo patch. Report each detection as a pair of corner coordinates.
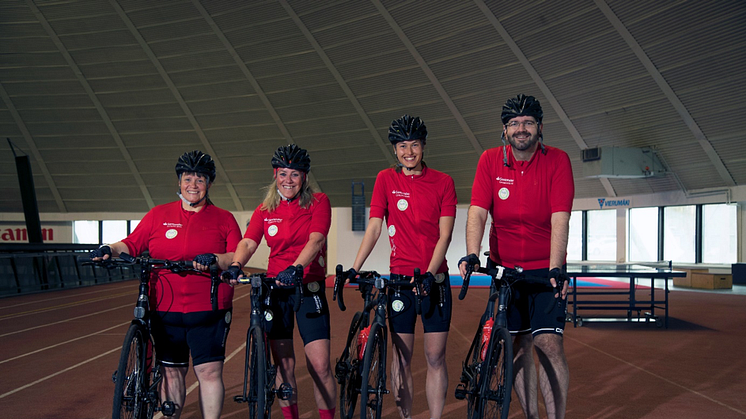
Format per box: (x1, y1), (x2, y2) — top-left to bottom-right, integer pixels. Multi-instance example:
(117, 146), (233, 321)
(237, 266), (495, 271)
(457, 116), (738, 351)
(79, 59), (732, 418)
(498, 187), (510, 200)
(268, 225), (278, 236)
(397, 199), (409, 211)
(264, 309), (273, 322)
(165, 229), (178, 239)
(307, 281), (320, 293)
(391, 299), (404, 312)
(388, 225), (396, 237)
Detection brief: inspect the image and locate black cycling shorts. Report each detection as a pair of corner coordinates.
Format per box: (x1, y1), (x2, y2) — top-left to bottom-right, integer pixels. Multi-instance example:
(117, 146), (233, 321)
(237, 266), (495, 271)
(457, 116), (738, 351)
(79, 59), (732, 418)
(387, 273), (452, 334)
(265, 280), (331, 345)
(506, 267), (567, 337)
(150, 308), (232, 367)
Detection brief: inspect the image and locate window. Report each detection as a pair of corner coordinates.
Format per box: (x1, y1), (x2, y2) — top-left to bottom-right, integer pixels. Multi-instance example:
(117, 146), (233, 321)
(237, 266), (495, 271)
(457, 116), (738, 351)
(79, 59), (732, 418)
(628, 207), (659, 262)
(73, 221), (99, 244)
(663, 206), (695, 263)
(102, 220), (127, 245)
(567, 210), (582, 261)
(129, 219), (140, 234)
(702, 204), (737, 263)
(587, 210), (616, 261)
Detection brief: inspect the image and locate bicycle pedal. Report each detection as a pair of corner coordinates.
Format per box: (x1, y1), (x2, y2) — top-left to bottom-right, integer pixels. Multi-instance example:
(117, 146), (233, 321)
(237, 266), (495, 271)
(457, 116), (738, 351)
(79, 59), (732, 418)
(454, 384), (467, 400)
(277, 382), (293, 401)
(161, 400), (176, 416)
(233, 395), (246, 403)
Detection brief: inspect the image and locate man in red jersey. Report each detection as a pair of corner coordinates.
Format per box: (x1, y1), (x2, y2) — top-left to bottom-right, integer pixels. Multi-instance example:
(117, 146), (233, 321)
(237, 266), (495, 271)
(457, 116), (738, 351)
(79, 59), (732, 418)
(349, 115), (457, 419)
(459, 94), (574, 419)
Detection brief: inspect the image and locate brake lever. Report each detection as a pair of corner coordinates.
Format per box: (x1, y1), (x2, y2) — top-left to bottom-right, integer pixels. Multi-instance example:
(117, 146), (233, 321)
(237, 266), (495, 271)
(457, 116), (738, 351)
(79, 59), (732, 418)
(334, 264), (347, 312)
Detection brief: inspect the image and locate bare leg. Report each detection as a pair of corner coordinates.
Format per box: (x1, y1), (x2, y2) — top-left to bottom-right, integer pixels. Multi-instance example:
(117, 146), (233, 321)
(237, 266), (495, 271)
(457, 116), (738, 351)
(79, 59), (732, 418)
(304, 339), (337, 410)
(161, 365), (188, 419)
(534, 334), (569, 419)
(390, 332), (415, 419)
(512, 333), (539, 419)
(270, 339), (297, 407)
(423, 331), (448, 419)
(193, 361), (224, 419)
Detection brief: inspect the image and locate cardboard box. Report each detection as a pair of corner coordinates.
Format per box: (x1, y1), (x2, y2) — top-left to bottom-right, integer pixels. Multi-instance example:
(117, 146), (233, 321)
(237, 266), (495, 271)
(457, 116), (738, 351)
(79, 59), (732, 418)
(690, 272), (732, 289)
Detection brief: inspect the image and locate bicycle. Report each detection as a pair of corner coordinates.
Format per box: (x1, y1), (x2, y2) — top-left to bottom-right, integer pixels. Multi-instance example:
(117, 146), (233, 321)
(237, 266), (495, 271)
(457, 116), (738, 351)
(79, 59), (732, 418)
(85, 252), (221, 419)
(228, 265), (304, 419)
(454, 258), (564, 419)
(332, 265), (424, 419)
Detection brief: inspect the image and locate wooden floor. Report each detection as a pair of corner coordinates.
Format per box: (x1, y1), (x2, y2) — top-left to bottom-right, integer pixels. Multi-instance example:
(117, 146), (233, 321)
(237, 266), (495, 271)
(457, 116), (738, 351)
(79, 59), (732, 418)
(1, 281), (745, 419)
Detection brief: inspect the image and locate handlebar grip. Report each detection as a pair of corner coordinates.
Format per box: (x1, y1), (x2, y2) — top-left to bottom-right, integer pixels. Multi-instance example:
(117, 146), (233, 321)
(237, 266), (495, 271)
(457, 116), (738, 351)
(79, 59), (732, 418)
(414, 268), (422, 315)
(334, 264), (346, 312)
(119, 252), (135, 263)
(292, 264), (303, 313)
(458, 265), (473, 300)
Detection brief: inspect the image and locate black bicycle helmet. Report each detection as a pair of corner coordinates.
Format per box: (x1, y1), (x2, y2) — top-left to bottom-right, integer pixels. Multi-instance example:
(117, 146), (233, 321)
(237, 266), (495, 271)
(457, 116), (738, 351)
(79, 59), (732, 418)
(501, 94), (543, 125)
(271, 144), (311, 173)
(175, 150), (216, 182)
(388, 115), (427, 144)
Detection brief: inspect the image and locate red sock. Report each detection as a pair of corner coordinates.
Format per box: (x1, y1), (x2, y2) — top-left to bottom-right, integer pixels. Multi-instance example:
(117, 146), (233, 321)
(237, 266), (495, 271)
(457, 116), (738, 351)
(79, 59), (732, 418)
(281, 404), (299, 419)
(319, 408), (336, 419)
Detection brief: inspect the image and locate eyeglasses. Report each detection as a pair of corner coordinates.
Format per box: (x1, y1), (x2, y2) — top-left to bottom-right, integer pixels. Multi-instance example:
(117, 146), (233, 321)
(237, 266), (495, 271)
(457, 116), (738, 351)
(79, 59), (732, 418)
(506, 120), (537, 129)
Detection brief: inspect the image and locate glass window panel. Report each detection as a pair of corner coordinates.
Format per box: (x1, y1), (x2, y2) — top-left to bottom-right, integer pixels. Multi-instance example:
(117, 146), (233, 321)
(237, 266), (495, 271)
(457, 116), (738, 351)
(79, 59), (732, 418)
(567, 210), (582, 261)
(663, 206), (695, 263)
(73, 220), (99, 244)
(102, 220), (127, 244)
(703, 204), (737, 263)
(628, 207), (659, 262)
(587, 210), (616, 261)
(129, 219), (140, 234)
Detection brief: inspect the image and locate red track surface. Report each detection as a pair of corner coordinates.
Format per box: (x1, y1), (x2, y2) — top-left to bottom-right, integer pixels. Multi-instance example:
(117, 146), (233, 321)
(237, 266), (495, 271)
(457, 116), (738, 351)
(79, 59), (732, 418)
(1, 281), (745, 419)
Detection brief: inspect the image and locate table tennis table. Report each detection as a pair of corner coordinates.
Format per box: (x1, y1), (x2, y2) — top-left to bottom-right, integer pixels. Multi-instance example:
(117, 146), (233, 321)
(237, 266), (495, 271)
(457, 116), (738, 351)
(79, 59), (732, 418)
(566, 262), (686, 329)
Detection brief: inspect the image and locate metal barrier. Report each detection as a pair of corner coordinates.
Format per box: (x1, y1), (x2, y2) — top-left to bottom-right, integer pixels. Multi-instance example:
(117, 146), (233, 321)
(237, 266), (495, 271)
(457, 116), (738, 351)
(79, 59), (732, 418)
(0, 244), (139, 296)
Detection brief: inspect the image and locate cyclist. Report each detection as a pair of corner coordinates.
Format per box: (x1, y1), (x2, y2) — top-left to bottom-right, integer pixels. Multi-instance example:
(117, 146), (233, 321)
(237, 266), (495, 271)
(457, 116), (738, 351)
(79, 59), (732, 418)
(226, 144), (336, 419)
(90, 150), (242, 419)
(347, 115), (457, 419)
(459, 94), (574, 419)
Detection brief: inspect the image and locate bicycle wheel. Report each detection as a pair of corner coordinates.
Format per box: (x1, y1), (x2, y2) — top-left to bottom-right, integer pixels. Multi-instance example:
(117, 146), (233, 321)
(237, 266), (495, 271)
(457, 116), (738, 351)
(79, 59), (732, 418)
(360, 323), (386, 419)
(338, 312), (363, 419)
(478, 327), (513, 419)
(112, 323), (149, 419)
(464, 321), (489, 419)
(247, 327), (267, 419)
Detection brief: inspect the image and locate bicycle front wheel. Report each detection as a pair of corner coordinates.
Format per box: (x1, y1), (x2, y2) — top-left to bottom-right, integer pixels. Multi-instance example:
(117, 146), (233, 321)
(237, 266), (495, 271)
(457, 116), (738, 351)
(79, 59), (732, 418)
(360, 323), (386, 419)
(247, 327), (267, 419)
(112, 323), (149, 419)
(478, 326), (513, 419)
(338, 312), (363, 419)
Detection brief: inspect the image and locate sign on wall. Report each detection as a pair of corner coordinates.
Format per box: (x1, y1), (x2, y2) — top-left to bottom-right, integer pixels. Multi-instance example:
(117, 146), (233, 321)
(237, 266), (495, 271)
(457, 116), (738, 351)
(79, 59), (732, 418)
(0, 222), (72, 243)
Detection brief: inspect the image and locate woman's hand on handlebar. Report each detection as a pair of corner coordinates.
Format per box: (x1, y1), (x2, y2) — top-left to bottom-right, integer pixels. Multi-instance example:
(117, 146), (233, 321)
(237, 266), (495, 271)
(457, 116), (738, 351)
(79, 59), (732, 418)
(89, 245), (112, 262)
(458, 253), (480, 278)
(192, 253), (217, 272)
(222, 264), (244, 285)
(344, 268), (357, 285)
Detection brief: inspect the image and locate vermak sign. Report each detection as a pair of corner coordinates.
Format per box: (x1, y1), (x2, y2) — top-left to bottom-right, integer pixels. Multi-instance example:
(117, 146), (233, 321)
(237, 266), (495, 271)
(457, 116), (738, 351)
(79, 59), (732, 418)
(597, 198), (631, 209)
(0, 222), (72, 243)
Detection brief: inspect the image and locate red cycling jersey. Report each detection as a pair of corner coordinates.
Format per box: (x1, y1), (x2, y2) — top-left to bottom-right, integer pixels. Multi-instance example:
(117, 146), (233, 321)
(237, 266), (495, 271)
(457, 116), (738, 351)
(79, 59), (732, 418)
(121, 201), (242, 312)
(244, 193), (331, 283)
(470, 145), (574, 270)
(369, 166), (457, 275)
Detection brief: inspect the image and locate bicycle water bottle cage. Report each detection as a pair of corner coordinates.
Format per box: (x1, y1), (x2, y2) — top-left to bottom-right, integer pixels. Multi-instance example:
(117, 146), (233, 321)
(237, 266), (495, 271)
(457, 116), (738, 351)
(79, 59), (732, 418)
(357, 325), (371, 361)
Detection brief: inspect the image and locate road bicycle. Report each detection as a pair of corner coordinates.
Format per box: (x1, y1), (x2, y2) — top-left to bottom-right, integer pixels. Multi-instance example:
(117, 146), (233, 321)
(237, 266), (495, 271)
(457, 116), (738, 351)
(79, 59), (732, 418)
(86, 252), (220, 419)
(454, 258), (564, 419)
(229, 266), (303, 419)
(332, 265), (423, 419)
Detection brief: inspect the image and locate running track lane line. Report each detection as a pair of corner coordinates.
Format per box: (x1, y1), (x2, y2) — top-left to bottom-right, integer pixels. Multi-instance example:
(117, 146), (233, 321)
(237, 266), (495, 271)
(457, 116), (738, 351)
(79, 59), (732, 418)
(0, 291), (134, 321)
(566, 336), (746, 416)
(0, 283), (132, 310)
(0, 303), (131, 338)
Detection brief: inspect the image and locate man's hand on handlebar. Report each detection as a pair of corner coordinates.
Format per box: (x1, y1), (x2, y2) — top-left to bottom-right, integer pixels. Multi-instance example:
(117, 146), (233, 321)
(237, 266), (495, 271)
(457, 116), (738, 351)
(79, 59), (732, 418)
(89, 245), (112, 261)
(548, 267), (569, 300)
(193, 253), (217, 271)
(417, 271), (436, 296)
(277, 265), (301, 287)
(458, 253), (480, 278)
(222, 264), (244, 285)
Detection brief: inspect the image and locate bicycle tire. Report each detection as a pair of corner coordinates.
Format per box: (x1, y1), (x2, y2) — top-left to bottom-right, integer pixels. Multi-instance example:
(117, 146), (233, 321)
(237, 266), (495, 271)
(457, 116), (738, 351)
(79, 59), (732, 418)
(338, 312), (363, 419)
(247, 326), (267, 419)
(464, 321), (488, 419)
(112, 323), (149, 419)
(359, 323), (386, 419)
(477, 326), (513, 419)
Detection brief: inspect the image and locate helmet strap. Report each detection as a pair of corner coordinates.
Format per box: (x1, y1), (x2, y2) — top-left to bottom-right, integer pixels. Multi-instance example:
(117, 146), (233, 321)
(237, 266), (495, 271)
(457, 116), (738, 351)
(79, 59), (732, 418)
(501, 132), (511, 168)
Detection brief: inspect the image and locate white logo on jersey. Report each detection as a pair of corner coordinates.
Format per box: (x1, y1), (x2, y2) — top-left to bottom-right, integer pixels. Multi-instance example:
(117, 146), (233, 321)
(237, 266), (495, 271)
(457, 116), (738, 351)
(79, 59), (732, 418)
(165, 229), (178, 239)
(268, 225), (278, 236)
(388, 225), (396, 237)
(498, 187), (510, 200)
(397, 199), (409, 211)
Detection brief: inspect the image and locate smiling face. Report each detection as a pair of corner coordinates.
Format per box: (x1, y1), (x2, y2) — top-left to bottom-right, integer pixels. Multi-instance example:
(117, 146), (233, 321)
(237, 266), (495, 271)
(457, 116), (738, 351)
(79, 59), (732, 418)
(275, 167), (304, 200)
(394, 139), (424, 172)
(504, 116), (541, 156)
(178, 172), (210, 208)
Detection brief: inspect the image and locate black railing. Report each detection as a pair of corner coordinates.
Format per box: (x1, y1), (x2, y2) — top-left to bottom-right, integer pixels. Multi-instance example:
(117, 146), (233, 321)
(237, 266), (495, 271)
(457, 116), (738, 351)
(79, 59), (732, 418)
(0, 244), (139, 296)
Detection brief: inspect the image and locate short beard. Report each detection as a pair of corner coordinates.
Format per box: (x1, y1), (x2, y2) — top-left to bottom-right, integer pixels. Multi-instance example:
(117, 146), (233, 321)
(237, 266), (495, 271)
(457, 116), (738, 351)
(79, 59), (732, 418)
(507, 132), (539, 151)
